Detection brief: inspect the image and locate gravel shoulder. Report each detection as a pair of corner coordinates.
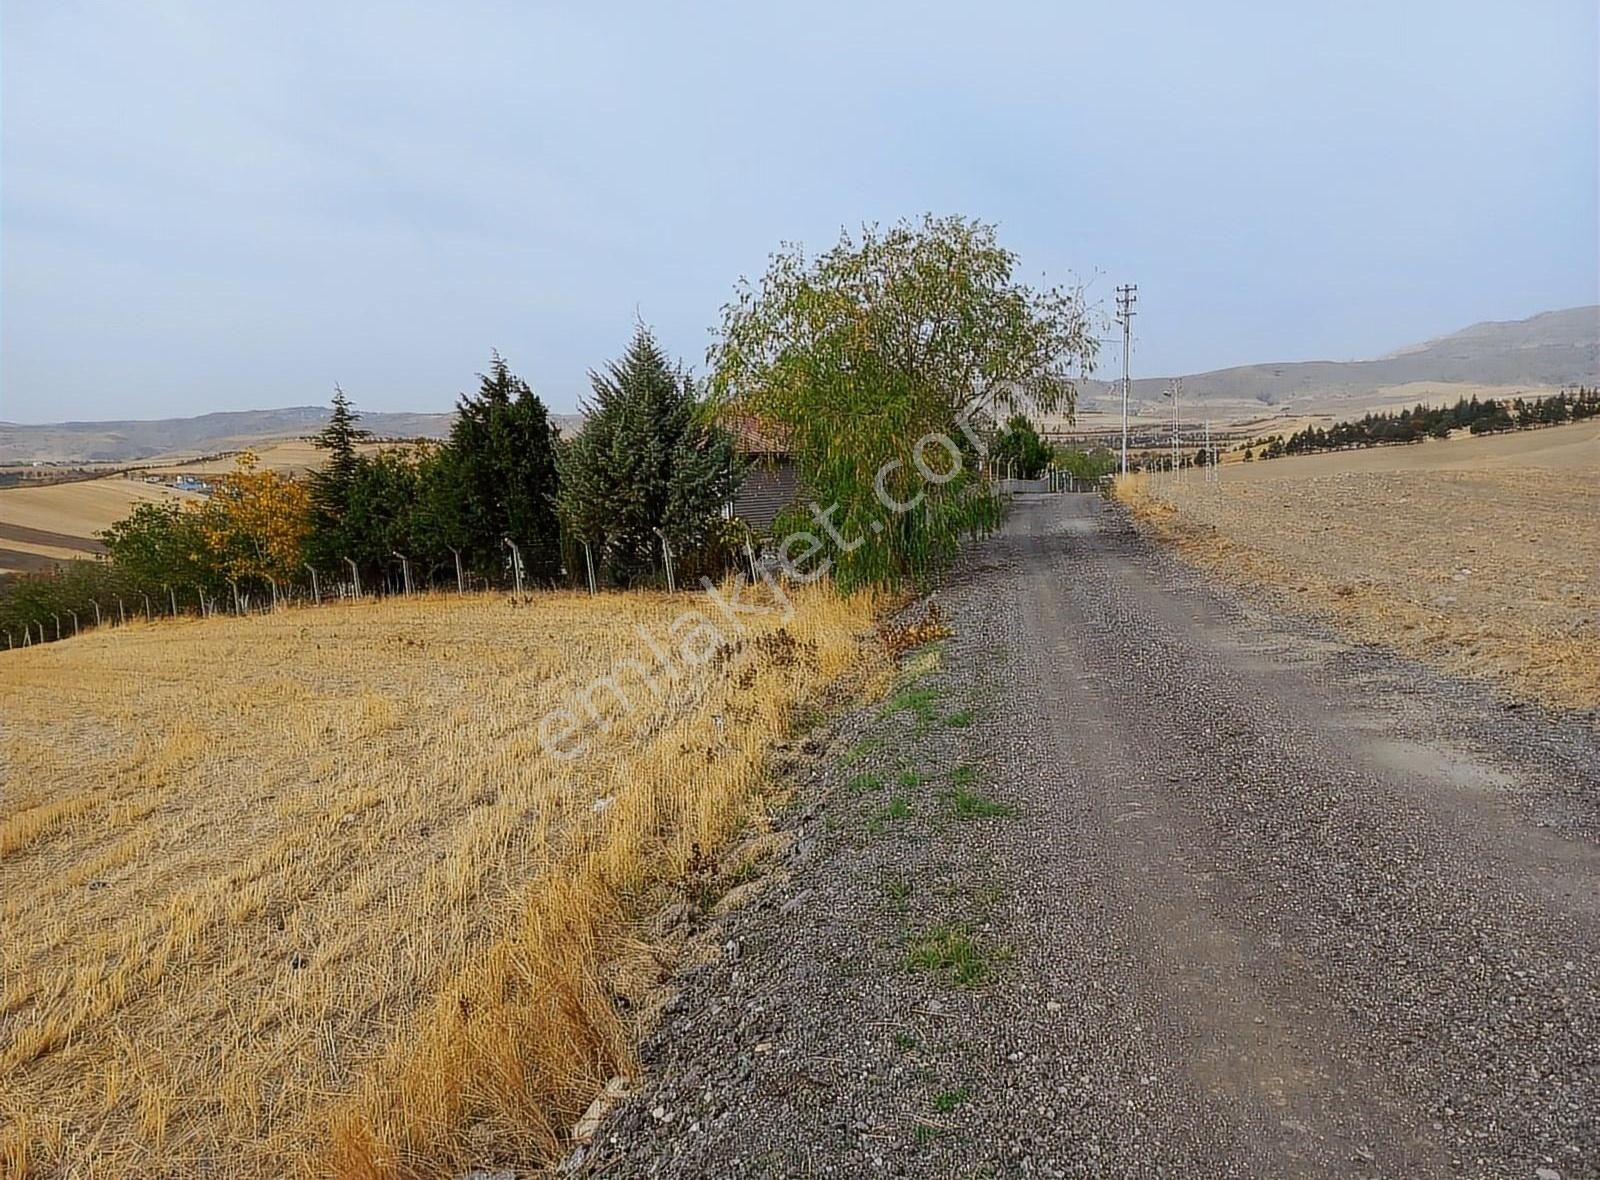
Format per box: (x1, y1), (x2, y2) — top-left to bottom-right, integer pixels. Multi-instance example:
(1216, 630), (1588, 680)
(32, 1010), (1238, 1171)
(576, 494), (1600, 1179)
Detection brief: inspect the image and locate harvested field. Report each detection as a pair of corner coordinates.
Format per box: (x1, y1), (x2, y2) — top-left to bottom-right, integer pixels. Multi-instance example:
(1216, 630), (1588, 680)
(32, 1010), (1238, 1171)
(1117, 420), (1600, 709)
(132, 439), (393, 480)
(0, 480), (200, 549)
(0, 586), (880, 1178)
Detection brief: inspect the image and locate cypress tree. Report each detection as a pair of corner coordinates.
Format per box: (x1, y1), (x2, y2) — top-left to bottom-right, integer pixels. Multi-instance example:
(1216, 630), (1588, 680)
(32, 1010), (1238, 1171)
(447, 353), (563, 581)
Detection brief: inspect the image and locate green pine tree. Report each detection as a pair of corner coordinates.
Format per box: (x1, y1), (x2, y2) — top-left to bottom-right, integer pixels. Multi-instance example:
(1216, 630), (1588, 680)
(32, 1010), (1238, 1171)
(559, 327), (739, 585)
(447, 352), (563, 581)
(307, 385), (372, 566)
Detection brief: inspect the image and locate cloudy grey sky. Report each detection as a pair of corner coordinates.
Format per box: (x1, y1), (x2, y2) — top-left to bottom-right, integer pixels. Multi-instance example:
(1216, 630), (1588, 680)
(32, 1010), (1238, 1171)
(2, 1), (1596, 423)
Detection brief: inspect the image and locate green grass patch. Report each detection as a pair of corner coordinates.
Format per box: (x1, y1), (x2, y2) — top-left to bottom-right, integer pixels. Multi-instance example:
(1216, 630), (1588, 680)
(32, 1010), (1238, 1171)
(898, 768), (923, 789)
(905, 924), (991, 987)
(868, 795), (912, 832)
(952, 785), (1015, 820)
(883, 684), (941, 725)
(846, 772), (884, 796)
(932, 1087), (970, 1114)
(841, 736), (885, 767)
(884, 876), (913, 902)
(944, 709), (974, 729)
(949, 764), (978, 787)
(892, 1029), (919, 1052)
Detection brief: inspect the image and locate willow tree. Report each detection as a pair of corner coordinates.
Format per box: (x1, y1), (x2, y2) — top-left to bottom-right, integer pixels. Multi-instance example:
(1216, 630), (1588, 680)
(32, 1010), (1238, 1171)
(710, 214), (1096, 587)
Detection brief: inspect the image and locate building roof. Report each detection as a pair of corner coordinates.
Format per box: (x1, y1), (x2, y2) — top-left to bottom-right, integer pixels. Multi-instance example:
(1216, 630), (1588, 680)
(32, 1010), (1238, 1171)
(720, 412), (793, 456)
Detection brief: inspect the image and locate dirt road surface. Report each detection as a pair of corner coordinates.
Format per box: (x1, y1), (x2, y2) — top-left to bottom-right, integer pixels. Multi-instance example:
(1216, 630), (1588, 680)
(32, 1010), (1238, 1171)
(581, 494), (1599, 1179)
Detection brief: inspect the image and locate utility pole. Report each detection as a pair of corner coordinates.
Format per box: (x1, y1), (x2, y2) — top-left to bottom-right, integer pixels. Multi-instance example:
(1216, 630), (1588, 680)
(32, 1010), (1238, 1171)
(1170, 377), (1182, 482)
(1116, 283), (1137, 475)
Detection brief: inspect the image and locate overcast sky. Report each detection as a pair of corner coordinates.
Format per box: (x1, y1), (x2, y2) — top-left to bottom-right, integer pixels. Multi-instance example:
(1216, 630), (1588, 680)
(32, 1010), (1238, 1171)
(2, 1), (1596, 423)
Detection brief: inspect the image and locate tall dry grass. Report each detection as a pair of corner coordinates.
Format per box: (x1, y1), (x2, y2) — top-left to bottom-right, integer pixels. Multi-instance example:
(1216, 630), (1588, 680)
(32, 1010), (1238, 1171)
(0, 584), (881, 1178)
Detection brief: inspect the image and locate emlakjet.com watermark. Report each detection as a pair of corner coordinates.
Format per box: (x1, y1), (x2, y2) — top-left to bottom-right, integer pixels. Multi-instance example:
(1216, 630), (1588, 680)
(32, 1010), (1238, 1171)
(538, 413), (989, 760)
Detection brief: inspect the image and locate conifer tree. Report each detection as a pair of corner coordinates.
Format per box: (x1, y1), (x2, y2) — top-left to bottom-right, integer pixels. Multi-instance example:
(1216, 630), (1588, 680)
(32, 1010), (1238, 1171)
(559, 327), (739, 585)
(307, 385), (371, 565)
(447, 352), (563, 581)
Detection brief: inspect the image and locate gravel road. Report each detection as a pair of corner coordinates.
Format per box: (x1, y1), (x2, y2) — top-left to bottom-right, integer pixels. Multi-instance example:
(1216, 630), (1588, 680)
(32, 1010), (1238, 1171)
(577, 493), (1599, 1179)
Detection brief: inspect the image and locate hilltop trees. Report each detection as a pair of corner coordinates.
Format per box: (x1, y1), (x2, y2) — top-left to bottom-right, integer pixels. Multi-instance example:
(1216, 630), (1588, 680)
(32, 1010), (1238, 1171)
(711, 214), (1096, 587)
(559, 327), (740, 585)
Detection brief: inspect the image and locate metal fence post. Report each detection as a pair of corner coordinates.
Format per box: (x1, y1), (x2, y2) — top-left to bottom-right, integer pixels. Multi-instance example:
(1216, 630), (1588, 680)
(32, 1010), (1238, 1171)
(654, 528), (676, 594)
(504, 538), (525, 596)
(306, 564), (321, 605)
(582, 541), (597, 595)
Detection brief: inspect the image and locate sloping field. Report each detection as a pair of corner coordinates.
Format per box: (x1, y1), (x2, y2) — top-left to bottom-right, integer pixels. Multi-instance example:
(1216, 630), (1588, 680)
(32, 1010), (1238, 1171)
(1119, 421), (1600, 709)
(0, 586), (879, 1177)
(0, 480), (201, 553)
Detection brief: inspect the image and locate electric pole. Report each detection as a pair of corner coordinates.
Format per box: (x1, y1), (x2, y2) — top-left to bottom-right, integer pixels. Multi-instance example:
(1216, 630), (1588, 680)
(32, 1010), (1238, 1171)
(1116, 284), (1137, 475)
(1170, 377), (1182, 481)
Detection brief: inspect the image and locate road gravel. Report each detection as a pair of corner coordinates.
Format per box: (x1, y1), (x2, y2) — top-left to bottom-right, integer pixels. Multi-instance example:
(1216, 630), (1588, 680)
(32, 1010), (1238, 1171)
(578, 493), (1599, 1179)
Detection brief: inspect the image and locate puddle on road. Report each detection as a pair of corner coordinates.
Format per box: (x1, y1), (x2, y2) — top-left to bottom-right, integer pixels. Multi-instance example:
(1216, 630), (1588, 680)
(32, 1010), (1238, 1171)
(1359, 738), (1516, 794)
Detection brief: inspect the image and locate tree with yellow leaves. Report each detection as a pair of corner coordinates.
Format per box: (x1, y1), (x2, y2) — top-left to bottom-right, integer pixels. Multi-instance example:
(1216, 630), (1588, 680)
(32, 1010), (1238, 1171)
(196, 451), (312, 590)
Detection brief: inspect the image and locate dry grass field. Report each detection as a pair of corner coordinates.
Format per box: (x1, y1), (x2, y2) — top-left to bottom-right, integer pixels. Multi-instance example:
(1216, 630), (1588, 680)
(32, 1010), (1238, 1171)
(0, 585), (881, 1178)
(1118, 420), (1600, 710)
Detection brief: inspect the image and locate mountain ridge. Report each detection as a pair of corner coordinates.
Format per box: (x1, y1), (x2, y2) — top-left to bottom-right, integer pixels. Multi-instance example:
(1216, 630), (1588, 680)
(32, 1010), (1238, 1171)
(1074, 305), (1598, 417)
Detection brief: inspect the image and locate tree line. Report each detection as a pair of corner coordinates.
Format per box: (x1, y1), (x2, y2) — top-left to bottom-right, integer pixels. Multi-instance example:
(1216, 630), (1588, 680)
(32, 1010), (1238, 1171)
(0, 329), (739, 644)
(2, 215), (1101, 644)
(1250, 387), (1600, 460)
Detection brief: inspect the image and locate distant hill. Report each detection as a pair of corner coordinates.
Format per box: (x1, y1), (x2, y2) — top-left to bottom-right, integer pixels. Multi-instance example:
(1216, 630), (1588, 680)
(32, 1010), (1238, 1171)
(0, 406), (586, 466)
(1073, 306), (1600, 424)
(7, 307), (1597, 460)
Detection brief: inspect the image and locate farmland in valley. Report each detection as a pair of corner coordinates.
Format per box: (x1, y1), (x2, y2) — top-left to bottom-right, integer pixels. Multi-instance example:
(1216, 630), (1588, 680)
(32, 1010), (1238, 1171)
(0, 586), (880, 1177)
(1118, 419), (1600, 709)
(0, 481), (204, 575)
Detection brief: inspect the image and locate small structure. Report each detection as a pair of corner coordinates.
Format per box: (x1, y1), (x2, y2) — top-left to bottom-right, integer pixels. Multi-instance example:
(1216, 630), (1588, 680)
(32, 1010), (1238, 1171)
(724, 415), (799, 529)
